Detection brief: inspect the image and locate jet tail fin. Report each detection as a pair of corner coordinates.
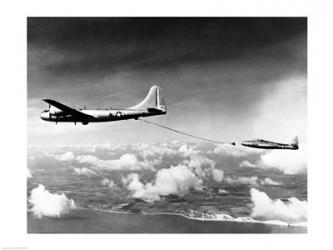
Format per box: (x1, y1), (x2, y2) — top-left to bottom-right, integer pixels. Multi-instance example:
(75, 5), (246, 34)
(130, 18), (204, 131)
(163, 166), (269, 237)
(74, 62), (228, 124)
(129, 85), (167, 113)
(290, 136), (298, 147)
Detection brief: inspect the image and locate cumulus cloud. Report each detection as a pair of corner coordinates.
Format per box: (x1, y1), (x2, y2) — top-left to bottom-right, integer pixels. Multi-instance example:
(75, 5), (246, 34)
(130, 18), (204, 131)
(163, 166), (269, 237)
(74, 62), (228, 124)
(76, 153), (155, 171)
(250, 188), (307, 223)
(211, 169), (224, 182)
(28, 184), (77, 218)
(239, 160), (256, 168)
(179, 144), (200, 157)
(73, 167), (97, 177)
(218, 189), (229, 194)
(122, 153), (223, 202)
(150, 165), (203, 194)
(122, 166), (202, 203)
(137, 142), (178, 159)
(185, 154), (223, 182)
(51, 151), (75, 161)
(224, 176), (281, 186)
(259, 148), (307, 174)
(213, 144), (262, 157)
(101, 178), (116, 188)
(259, 177), (281, 186)
(224, 176), (259, 186)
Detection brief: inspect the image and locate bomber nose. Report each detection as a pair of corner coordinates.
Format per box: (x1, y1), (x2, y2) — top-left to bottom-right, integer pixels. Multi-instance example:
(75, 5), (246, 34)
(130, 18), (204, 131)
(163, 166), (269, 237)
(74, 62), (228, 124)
(40, 111), (49, 120)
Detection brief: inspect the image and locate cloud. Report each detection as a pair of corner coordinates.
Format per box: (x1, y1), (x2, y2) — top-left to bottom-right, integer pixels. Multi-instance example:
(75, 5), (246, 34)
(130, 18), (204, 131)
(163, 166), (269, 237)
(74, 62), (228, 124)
(28, 184), (77, 218)
(137, 142), (178, 159)
(224, 176), (281, 186)
(185, 154), (223, 182)
(51, 151), (75, 161)
(101, 178), (116, 188)
(122, 166), (202, 203)
(179, 144), (200, 157)
(211, 169), (224, 182)
(213, 144), (262, 157)
(239, 160), (256, 168)
(73, 167), (97, 177)
(259, 178), (281, 186)
(76, 153), (155, 171)
(224, 176), (259, 186)
(259, 148), (307, 174)
(122, 153), (223, 202)
(250, 188), (307, 223)
(27, 168), (33, 178)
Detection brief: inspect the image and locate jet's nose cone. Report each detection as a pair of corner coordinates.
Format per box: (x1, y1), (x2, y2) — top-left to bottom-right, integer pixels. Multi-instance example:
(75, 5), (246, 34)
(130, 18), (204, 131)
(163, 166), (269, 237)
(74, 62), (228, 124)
(40, 111), (49, 120)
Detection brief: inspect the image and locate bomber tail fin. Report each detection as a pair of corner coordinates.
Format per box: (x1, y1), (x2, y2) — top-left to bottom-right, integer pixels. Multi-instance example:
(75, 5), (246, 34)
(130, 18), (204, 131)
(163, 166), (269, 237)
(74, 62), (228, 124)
(129, 85), (167, 113)
(290, 136), (299, 147)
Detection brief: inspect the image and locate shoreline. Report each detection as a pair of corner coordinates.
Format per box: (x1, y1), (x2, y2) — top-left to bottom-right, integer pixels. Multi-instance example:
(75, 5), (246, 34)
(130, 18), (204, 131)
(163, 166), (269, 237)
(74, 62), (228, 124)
(28, 208), (307, 234)
(86, 207), (307, 228)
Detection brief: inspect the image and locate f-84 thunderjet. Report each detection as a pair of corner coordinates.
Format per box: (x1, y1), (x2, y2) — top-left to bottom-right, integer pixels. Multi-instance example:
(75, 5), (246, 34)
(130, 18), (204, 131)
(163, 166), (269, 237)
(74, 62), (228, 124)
(241, 136), (299, 150)
(40, 85), (167, 125)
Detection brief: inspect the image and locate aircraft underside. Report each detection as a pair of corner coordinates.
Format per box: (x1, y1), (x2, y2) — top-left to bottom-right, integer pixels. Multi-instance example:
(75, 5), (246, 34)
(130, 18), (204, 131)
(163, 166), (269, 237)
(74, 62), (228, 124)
(243, 144), (298, 150)
(43, 111), (165, 124)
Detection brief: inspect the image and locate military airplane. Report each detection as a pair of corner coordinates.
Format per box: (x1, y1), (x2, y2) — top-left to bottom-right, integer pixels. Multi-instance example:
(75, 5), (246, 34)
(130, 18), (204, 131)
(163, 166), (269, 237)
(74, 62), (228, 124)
(241, 136), (299, 150)
(40, 85), (167, 125)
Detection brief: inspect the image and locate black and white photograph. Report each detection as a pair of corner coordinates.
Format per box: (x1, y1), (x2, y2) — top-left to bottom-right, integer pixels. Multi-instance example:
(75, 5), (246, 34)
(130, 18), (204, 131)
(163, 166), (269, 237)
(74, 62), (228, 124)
(4, 0), (333, 248)
(26, 17), (307, 234)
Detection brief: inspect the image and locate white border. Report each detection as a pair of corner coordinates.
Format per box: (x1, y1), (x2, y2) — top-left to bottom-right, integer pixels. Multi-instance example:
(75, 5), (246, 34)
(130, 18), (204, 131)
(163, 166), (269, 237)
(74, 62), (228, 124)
(1, 0), (333, 250)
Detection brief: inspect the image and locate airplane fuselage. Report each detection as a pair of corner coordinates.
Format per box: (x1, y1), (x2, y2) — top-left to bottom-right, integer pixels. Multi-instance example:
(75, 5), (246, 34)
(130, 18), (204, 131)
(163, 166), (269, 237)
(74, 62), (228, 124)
(241, 140), (298, 150)
(40, 108), (166, 124)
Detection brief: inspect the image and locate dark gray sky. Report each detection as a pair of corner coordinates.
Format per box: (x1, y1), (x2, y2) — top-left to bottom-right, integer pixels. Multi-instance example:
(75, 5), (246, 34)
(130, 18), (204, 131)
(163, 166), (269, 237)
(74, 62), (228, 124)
(28, 17), (307, 146)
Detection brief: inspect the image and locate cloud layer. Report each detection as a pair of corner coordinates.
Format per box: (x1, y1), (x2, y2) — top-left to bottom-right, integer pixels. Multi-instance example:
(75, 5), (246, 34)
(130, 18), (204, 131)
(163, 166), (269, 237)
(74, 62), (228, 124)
(76, 153), (155, 171)
(28, 184), (77, 218)
(213, 144), (262, 157)
(51, 151), (75, 161)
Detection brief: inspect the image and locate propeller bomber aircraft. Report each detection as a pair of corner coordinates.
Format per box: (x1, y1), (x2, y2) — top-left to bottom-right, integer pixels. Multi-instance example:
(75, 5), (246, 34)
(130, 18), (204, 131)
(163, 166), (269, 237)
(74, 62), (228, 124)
(40, 85), (167, 125)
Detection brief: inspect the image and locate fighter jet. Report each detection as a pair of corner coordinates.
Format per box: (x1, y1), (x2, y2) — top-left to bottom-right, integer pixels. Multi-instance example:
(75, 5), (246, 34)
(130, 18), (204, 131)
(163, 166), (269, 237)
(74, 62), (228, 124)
(40, 85), (167, 125)
(241, 136), (299, 150)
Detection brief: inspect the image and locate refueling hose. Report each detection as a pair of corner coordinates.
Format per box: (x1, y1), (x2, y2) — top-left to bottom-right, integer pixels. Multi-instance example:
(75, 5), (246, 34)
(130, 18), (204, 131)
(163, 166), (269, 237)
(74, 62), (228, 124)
(138, 118), (235, 145)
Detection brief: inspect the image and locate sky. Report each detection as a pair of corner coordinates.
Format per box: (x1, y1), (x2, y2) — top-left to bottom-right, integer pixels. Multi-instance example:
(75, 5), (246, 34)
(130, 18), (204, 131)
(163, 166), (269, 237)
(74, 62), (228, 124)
(27, 17), (307, 146)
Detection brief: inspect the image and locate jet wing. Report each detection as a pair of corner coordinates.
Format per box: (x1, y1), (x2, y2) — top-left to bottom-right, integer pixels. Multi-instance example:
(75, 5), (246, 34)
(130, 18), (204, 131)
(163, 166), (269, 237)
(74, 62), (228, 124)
(43, 99), (94, 120)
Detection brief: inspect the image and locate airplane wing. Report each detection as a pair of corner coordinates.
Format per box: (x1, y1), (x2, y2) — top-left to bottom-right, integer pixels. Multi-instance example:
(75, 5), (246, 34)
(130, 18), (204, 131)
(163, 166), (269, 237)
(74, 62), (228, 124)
(43, 99), (94, 120)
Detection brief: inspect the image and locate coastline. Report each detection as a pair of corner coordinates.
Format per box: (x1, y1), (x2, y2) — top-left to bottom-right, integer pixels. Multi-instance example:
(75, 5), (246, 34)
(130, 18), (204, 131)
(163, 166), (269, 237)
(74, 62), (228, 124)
(28, 208), (307, 234)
